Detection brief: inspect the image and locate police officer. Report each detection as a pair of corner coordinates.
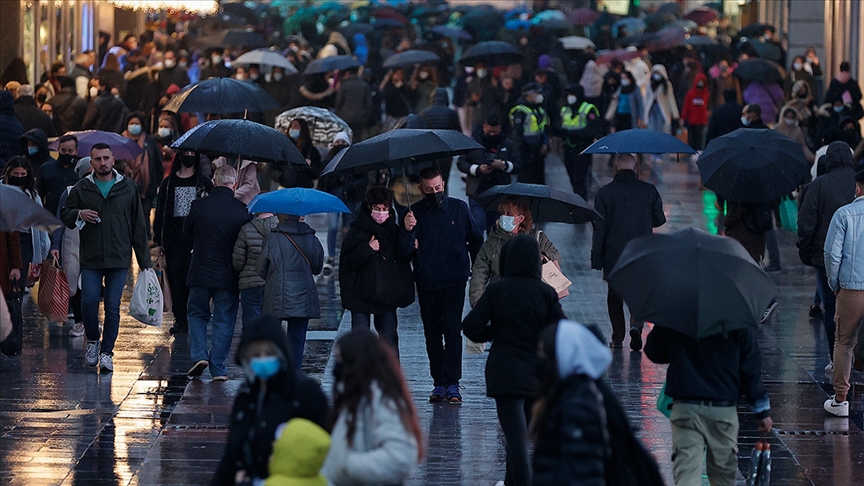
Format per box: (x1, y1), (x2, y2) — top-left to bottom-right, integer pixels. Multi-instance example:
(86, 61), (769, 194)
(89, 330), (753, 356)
(558, 84), (601, 199)
(509, 82), (549, 184)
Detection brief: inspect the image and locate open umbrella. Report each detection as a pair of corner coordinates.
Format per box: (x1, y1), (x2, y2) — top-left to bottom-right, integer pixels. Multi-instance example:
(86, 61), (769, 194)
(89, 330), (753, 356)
(535, 18), (576, 35)
(247, 188), (350, 216)
(733, 58), (784, 83)
(383, 50), (441, 69)
(475, 183), (600, 224)
(171, 119), (306, 165)
(504, 19), (533, 31)
(582, 129), (696, 155)
(684, 35), (717, 46)
(646, 27), (687, 52)
(194, 29), (266, 49)
(607, 227), (776, 339)
(162, 78), (280, 115)
(567, 8), (601, 26)
(0, 184), (63, 232)
(275, 107), (352, 147)
(559, 36), (596, 50)
(612, 17), (646, 37)
(233, 49), (298, 73)
(372, 18), (406, 29)
(303, 55), (361, 75)
(683, 7), (719, 25)
(742, 40), (783, 63)
(459, 41), (525, 67)
(697, 128), (809, 204)
(595, 47), (643, 65)
(430, 25), (472, 41)
(48, 130), (144, 160)
(739, 23), (775, 38)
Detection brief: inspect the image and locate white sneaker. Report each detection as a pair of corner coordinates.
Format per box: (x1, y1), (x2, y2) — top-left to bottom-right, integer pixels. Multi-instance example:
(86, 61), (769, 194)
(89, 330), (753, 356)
(99, 353), (113, 373)
(760, 301), (778, 323)
(85, 341), (99, 366)
(823, 396), (849, 417)
(69, 322), (85, 338)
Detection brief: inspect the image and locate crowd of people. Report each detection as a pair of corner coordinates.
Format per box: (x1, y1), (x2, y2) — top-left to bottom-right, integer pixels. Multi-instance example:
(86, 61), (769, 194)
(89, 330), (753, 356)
(2, 2), (864, 486)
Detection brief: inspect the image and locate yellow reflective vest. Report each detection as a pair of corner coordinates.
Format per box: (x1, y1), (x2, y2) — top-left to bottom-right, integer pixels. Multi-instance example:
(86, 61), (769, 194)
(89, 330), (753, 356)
(509, 104), (549, 140)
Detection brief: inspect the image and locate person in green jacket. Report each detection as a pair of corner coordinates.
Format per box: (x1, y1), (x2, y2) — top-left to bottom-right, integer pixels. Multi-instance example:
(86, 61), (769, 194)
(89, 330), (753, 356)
(61, 142), (150, 373)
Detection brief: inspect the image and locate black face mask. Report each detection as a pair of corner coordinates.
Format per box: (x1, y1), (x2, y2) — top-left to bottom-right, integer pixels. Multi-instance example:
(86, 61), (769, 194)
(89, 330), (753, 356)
(425, 191), (445, 207)
(180, 156), (197, 168)
(482, 132), (500, 146)
(58, 153), (77, 166)
(6, 176), (27, 187)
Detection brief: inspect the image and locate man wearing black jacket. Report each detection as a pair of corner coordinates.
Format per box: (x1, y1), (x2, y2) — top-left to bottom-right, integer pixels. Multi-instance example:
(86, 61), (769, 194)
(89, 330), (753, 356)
(705, 88), (743, 145)
(645, 326), (773, 486)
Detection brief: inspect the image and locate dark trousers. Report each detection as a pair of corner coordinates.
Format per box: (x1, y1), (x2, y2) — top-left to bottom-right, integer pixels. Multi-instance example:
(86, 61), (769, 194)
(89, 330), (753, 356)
(687, 124), (705, 150)
(70, 284), (82, 322)
(607, 283), (642, 343)
(815, 265), (837, 360)
(164, 244), (192, 328)
(518, 146), (546, 185)
(564, 145), (593, 199)
(352, 310), (399, 359)
(417, 284), (465, 386)
(495, 396), (532, 486)
(285, 316), (309, 371)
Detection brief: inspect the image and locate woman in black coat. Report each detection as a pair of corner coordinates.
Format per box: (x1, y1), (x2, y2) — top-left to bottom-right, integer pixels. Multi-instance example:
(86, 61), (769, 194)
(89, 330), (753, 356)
(339, 186), (414, 358)
(462, 234), (565, 486)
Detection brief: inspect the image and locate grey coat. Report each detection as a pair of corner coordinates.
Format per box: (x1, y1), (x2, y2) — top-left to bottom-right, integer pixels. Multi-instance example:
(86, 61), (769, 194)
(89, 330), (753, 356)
(232, 216), (278, 290)
(257, 220), (324, 319)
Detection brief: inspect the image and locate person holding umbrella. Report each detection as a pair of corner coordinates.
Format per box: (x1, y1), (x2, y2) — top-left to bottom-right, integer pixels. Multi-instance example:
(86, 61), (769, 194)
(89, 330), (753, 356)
(509, 82), (550, 185)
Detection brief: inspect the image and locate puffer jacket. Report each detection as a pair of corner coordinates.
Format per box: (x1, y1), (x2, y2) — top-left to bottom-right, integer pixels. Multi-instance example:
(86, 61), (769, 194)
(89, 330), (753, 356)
(233, 216), (278, 290)
(420, 88), (460, 131)
(257, 220), (324, 319)
(824, 196), (864, 291)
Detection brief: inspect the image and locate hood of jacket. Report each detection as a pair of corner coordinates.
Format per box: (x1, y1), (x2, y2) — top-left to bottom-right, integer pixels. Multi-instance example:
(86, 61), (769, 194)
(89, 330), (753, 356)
(276, 219), (316, 236)
(431, 87), (449, 107)
(252, 215), (278, 236)
(0, 91), (14, 114)
(825, 140), (854, 172)
(236, 315), (294, 367)
(268, 418), (330, 482)
(651, 64), (670, 80)
(555, 320), (612, 379)
(19, 128), (49, 160)
(691, 73), (708, 90)
(499, 233), (541, 279)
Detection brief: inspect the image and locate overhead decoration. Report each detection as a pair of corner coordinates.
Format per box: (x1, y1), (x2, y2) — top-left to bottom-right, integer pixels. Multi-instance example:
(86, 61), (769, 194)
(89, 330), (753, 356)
(110, 1), (219, 15)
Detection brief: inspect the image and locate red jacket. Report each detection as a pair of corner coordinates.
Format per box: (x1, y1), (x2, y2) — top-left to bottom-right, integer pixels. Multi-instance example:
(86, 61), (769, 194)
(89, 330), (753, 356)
(681, 74), (710, 126)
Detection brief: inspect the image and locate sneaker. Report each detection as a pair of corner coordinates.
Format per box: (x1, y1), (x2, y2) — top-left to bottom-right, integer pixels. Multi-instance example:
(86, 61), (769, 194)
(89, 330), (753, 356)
(760, 301), (778, 323)
(629, 327), (643, 351)
(99, 353), (113, 373)
(85, 341), (99, 366)
(823, 396), (849, 417)
(69, 322), (85, 338)
(322, 258), (334, 276)
(809, 305), (824, 319)
(446, 385), (462, 404)
(212, 375), (228, 382)
(187, 359), (209, 377)
(609, 341), (623, 349)
(429, 386), (446, 403)
(169, 324), (188, 335)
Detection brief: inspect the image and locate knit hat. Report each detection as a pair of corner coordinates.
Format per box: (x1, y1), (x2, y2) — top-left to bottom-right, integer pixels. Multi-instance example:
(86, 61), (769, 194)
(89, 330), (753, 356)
(538, 54), (552, 70)
(75, 157), (92, 178)
(332, 131), (351, 148)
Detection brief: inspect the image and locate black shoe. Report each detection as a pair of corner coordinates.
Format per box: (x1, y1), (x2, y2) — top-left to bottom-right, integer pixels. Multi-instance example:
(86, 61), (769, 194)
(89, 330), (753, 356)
(170, 324), (188, 335)
(629, 327), (643, 351)
(809, 305), (824, 319)
(609, 341), (623, 349)
(187, 360), (208, 377)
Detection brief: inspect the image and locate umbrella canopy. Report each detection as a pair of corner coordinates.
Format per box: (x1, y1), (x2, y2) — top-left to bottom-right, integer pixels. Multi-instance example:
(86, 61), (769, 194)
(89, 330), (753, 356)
(371, 6), (408, 24)
(697, 128), (809, 203)
(504, 19), (532, 31)
(559, 36), (596, 50)
(382, 50), (441, 69)
(733, 58), (784, 83)
(48, 130), (144, 160)
(459, 41), (525, 67)
(568, 8), (601, 26)
(582, 129), (696, 155)
(646, 27), (687, 52)
(303, 55), (361, 75)
(743, 40), (783, 63)
(612, 17), (646, 37)
(475, 183), (600, 224)
(275, 107), (352, 147)
(162, 78), (280, 114)
(739, 23), (775, 38)
(372, 18), (406, 29)
(595, 47), (643, 65)
(535, 18), (575, 35)
(1, 184), (63, 232)
(247, 188), (350, 216)
(233, 49), (298, 73)
(339, 23), (374, 38)
(683, 6), (719, 25)
(607, 227), (776, 339)
(194, 29), (266, 48)
(171, 119), (306, 165)
(618, 31), (659, 47)
(320, 129), (482, 176)
(430, 25), (472, 41)
(533, 10), (566, 23)
(684, 35), (717, 46)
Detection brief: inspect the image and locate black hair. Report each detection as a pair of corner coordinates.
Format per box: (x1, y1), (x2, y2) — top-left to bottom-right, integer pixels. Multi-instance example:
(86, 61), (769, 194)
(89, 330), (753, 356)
(745, 103), (762, 119)
(856, 169), (864, 185)
(91, 142), (112, 154)
(58, 76), (75, 89)
(97, 72), (113, 90)
(419, 166), (441, 180)
(484, 113), (500, 127)
(365, 185), (393, 207)
(57, 134), (78, 147)
(3, 156), (36, 193)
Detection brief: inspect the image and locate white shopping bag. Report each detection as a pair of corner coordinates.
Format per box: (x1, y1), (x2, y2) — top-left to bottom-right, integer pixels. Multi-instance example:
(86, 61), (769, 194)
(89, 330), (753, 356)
(130, 268), (163, 327)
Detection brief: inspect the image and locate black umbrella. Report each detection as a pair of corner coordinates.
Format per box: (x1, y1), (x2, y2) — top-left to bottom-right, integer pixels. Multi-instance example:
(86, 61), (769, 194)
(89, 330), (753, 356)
(733, 58), (784, 83)
(607, 227), (776, 339)
(171, 119), (306, 165)
(475, 183), (600, 224)
(430, 25), (472, 41)
(193, 29), (266, 48)
(303, 55), (361, 75)
(383, 50), (441, 69)
(747, 41), (783, 63)
(697, 128), (809, 203)
(459, 41), (525, 67)
(739, 23), (775, 38)
(162, 78), (279, 115)
(0, 185), (62, 232)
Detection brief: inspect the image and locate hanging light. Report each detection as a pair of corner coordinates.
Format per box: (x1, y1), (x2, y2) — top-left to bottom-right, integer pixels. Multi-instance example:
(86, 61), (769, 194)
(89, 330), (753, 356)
(110, 1), (219, 15)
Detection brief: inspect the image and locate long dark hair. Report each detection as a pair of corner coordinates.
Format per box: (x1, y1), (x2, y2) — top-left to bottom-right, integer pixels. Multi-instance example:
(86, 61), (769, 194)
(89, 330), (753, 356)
(290, 118), (313, 154)
(330, 330), (424, 460)
(3, 156), (36, 194)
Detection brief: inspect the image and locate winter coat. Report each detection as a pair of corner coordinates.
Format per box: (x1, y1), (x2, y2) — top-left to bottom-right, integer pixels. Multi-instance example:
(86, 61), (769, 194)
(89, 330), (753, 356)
(212, 316), (329, 486)
(264, 418), (330, 486)
(18, 128), (56, 176)
(82, 91), (131, 134)
(120, 131), (163, 201)
(155, 65), (190, 95)
(456, 132), (521, 197)
(183, 186), (252, 289)
(774, 107), (815, 162)
(36, 157), (80, 215)
(708, 73), (742, 109)
(469, 225), (560, 306)
(49, 86), (87, 133)
(60, 170), (150, 270)
(152, 172), (214, 248)
(13, 96), (57, 137)
(212, 157), (259, 205)
(463, 235), (565, 397)
(798, 141), (858, 267)
(339, 206), (414, 314)
(578, 60), (606, 99)
(466, 76), (504, 127)
(0, 91), (24, 168)
(232, 216), (278, 290)
(257, 220), (324, 319)
(743, 81), (784, 125)
(335, 76), (373, 127)
(591, 170), (666, 278)
(324, 382), (419, 486)
(0, 231), (22, 295)
(419, 88), (460, 131)
(680, 74), (710, 126)
(642, 65), (679, 134)
(382, 82), (413, 118)
(783, 68), (817, 101)
(825, 196), (864, 291)
(603, 86), (643, 128)
(705, 100), (744, 145)
(825, 75), (863, 120)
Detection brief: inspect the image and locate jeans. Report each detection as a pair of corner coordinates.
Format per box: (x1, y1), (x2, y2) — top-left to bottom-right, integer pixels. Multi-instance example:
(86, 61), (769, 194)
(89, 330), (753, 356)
(563, 145), (593, 200)
(187, 287), (239, 378)
(164, 245), (192, 327)
(81, 268), (128, 355)
(468, 197), (498, 236)
(239, 286), (264, 327)
(815, 266), (837, 359)
(765, 228), (780, 269)
(285, 317), (309, 371)
(495, 396), (532, 486)
(670, 403), (739, 486)
(417, 284), (465, 386)
(607, 283), (642, 344)
(352, 310), (399, 358)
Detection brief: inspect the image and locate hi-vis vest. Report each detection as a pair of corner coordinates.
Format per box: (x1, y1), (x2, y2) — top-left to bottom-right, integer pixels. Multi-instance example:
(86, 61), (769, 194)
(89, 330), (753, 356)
(509, 104), (549, 139)
(560, 101), (599, 130)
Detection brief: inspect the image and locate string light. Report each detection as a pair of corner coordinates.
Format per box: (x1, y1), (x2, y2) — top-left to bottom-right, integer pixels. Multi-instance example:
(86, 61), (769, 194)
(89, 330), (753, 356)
(110, 1), (219, 15)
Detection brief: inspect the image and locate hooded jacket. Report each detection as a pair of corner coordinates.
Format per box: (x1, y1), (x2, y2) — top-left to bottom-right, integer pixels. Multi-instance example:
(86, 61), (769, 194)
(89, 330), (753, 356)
(13, 96), (57, 137)
(264, 419), (330, 486)
(257, 220), (324, 319)
(462, 234), (565, 397)
(419, 88), (460, 131)
(680, 73), (710, 126)
(36, 151), (80, 215)
(742, 81), (784, 125)
(233, 215), (279, 290)
(774, 106), (815, 163)
(82, 90), (131, 134)
(213, 316), (329, 486)
(642, 65), (679, 133)
(0, 91), (24, 167)
(798, 141), (857, 267)
(19, 128), (56, 175)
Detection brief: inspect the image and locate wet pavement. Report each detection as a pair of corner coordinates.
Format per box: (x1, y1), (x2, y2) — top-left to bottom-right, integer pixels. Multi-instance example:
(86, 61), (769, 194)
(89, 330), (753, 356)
(2, 153), (863, 486)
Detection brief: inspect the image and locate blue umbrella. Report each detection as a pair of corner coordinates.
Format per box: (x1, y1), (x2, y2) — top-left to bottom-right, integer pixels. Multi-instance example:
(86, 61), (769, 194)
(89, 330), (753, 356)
(581, 129), (696, 155)
(247, 188), (350, 216)
(48, 130), (144, 160)
(504, 19), (532, 31)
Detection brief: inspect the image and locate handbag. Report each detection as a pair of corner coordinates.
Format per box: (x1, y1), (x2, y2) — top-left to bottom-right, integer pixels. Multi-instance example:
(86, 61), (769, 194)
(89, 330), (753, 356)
(542, 260), (571, 299)
(0, 280), (24, 356)
(37, 257), (70, 322)
(778, 196), (798, 232)
(364, 254), (415, 308)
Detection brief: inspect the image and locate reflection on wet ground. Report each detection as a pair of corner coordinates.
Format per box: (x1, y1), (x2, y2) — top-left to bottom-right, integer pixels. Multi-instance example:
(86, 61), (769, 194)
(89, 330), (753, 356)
(1, 154), (862, 485)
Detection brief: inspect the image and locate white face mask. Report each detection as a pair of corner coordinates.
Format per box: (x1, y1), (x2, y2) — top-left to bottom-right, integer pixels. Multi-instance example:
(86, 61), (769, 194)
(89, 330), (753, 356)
(288, 129), (300, 139)
(273, 72), (283, 82)
(784, 118), (797, 126)
(567, 95), (577, 105)
(476, 69), (487, 79)
(89, 86), (99, 98)
(178, 61), (188, 69)
(620, 79), (631, 87)
(652, 73), (663, 81)
(534, 94), (544, 104)
(235, 74), (247, 81)
(163, 59), (176, 69)
(741, 116), (750, 126)
(158, 127), (172, 138)
(793, 62), (803, 71)
(419, 70), (429, 80)
(211, 55), (222, 65)
(250, 72), (259, 81)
